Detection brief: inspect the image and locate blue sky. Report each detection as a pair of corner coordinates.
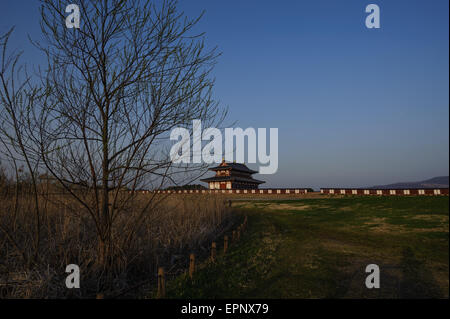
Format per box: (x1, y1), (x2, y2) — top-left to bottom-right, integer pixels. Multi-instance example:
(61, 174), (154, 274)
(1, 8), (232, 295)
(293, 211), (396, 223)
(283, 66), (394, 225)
(1, 0), (448, 189)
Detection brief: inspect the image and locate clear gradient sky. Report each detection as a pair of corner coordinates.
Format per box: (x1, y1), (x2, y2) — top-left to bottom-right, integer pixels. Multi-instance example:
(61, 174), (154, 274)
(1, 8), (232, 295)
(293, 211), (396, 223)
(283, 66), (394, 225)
(1, 0), (449, 189)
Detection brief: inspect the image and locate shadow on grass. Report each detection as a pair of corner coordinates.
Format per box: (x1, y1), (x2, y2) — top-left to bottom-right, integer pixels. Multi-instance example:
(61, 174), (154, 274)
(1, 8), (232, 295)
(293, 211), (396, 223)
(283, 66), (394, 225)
(399, 247), (444, 298)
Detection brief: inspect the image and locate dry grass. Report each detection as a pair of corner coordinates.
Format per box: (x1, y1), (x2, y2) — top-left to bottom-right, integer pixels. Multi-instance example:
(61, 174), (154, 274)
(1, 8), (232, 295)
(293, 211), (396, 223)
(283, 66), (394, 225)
(0, 190), (234, 298)
(363, 217), (449, 234)
(168, 197), (448, 298)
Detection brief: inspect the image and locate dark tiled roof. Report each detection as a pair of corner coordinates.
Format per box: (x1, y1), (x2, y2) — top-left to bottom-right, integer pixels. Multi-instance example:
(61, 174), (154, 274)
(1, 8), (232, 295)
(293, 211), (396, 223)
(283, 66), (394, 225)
(200, 176), (265, 184)
(209, 162), (258, 174)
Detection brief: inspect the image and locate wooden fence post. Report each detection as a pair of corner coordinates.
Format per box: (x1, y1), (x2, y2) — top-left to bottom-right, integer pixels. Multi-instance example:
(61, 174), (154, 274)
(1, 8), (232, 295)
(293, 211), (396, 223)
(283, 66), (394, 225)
(157, 267), (165, 298)
(189, 254), (195, 279)
(223, 236), (229, 254)
(211, 242), (217, 262)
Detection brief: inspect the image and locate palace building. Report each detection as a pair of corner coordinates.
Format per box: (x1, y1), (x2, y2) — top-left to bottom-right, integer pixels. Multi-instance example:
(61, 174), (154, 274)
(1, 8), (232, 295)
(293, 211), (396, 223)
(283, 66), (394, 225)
(201, 160), (265, 190)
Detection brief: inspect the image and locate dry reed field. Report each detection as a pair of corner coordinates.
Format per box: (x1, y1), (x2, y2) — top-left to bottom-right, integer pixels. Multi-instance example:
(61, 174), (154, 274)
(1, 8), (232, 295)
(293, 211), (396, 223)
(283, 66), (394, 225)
(0, 187), (235, 298)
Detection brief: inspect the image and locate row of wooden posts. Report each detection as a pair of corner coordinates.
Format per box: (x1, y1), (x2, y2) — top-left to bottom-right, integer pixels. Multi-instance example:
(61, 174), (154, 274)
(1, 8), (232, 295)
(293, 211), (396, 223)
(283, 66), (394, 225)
(156, 215), (248, 298)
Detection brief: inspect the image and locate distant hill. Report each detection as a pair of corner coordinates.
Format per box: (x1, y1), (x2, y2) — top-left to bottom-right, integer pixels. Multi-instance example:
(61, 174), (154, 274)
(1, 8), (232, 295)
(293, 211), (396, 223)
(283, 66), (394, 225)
(369, 176), (449, 189)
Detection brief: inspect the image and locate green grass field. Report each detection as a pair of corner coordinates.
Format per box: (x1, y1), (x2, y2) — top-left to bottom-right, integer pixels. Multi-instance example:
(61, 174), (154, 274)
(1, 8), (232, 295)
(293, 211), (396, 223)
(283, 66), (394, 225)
(164, 196), (449, 299)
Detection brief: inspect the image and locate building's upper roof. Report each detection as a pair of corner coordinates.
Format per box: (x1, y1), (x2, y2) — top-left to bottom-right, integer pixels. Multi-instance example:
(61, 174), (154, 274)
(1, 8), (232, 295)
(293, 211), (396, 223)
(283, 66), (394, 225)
(209, 160), (258, 174)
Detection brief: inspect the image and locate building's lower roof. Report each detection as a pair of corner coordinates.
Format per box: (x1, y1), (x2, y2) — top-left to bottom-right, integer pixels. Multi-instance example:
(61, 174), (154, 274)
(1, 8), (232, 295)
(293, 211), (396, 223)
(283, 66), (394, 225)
(200, 176), (265, 184)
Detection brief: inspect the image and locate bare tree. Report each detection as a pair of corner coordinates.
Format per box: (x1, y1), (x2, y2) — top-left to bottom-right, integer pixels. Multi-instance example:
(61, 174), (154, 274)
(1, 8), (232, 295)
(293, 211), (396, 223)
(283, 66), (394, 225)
(34, 0), (225, 269)
(0, 0), (225, 276)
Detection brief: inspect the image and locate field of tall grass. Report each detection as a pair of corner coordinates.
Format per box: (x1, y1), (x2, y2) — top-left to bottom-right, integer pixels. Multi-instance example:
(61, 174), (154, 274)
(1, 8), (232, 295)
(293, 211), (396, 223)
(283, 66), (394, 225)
(0, 187), (234, 298)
